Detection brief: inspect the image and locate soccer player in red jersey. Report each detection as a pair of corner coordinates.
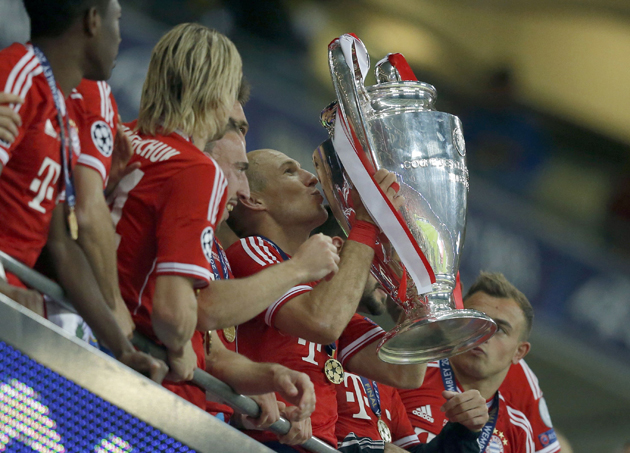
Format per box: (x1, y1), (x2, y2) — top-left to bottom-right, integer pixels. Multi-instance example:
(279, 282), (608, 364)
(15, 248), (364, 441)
(0, 0), (164, 380)
(399, 272), (539, 453)
(225, 149), (426, 451)
(112, 24), (336, 411)
(199, 92), (336, 444)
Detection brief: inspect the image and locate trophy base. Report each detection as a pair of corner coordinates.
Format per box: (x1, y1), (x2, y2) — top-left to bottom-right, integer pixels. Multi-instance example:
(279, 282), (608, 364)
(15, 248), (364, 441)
(377, 309), (497, 364)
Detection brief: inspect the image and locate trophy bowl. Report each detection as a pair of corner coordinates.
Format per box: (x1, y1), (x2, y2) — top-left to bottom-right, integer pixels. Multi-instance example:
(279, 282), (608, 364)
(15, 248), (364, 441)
(313, 34), (497, 364)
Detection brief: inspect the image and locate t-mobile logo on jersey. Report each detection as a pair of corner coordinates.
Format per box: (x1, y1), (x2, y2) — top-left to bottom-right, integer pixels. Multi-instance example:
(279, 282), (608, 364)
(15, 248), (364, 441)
(412, 405), (434, 423)
(343, 373), (372, 420)
(28, 157), (61, 213)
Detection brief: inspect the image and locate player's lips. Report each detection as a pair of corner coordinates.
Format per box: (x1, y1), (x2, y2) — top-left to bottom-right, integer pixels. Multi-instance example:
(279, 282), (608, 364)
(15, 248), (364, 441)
(468, 346), (486, 356)
(311, 189), (324, 202)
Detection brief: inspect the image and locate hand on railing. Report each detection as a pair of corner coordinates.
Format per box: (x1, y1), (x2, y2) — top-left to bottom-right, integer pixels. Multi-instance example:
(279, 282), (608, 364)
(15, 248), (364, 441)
(118, 348), (168, 384)
(242, 393), (282, 430)
(165, 340), (197, 382)
(271, 365), (316, 421)
(277, 405), (312, 446)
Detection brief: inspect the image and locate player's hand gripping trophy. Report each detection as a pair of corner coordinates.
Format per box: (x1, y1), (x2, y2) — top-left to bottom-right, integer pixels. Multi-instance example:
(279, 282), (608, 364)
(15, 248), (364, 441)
(314, 34), (497, 364)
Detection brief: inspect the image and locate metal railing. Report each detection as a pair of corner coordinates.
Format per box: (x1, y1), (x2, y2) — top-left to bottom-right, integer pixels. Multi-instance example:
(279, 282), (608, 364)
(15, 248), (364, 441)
(0, 250), (339, 453)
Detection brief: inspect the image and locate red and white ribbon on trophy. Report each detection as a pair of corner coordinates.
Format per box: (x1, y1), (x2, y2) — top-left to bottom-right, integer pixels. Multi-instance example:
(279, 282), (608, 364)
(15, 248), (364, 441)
(330, 34), (436, 297)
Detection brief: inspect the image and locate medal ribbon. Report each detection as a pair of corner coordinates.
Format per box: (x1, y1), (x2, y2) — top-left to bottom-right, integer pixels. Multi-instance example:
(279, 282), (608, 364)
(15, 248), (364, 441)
(209, 238), (230, 280)
(359, 376), (382, 419)
(32, 46), (77, 235)
(439, 359), (499, 453)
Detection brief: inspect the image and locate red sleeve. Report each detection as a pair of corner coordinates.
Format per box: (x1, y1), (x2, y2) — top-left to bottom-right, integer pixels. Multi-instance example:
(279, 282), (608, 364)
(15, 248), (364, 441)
(0, 44), (40, 165)
(225, 236), (314, 326)
(389, 387), (421, 449)
(338, 313), (385, 365)
(155, 163), (227, 287)
(74, 81), (118, 185)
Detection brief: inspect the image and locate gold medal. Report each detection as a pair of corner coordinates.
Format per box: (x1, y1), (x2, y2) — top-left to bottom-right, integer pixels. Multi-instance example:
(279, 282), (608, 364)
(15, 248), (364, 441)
(324, 358), (344, 384)
(68, 207), (78, 240)
(223, 326), (236, 343)
(377, 418), (391, 443)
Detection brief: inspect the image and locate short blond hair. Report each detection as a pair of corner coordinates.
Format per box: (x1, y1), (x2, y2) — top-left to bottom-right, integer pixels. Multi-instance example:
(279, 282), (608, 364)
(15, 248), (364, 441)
(137, 23), (242, 139)
(465, 272), (534, 340)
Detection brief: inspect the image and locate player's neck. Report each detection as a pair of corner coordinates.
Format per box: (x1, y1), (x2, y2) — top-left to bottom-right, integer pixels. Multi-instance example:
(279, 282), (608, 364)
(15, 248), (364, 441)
(31, 38), (84, 97)
(451, 362), (507, 400)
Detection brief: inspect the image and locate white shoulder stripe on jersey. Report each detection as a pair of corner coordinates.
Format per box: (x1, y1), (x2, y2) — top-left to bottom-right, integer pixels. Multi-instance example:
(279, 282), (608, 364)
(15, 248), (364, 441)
(248, 236), (279, 265)
(520, 359), (542, 399)
(14, 65), (43, 114)
(393, 435), (420, 448)
(156, 262), (211, 281)
(256, 236), (281, 264)
(264, 285), (312, 326)
(4, 48), (35, 94)
(241, 237), (268, 267)
(427, 361), (440, 368)
(536, 440), (561, 453)
(0, 148), (9, 165)
(211, 176), (228, 224)
(206, 159), (226, 224)
(98, 81), (106, 120)
(338, 326), (385, 364)
(77, 154), (107, 182)
(506, 404), (535, 453)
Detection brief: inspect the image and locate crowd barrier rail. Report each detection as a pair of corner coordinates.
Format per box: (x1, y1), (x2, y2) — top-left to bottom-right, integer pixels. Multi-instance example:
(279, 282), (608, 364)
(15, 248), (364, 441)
(0, 250), (339, 453)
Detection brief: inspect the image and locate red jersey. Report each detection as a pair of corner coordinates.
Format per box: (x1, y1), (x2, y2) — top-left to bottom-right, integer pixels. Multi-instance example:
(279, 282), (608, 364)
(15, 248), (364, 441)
(0, 43), (82, 272)
(336, 371), (420, 449)
(226, 236), (386, 447)
(74, 80), (118, 187)
(501, 360), (560, 453)
(112, 121), (227, 408)
(399, 361), (536, 453)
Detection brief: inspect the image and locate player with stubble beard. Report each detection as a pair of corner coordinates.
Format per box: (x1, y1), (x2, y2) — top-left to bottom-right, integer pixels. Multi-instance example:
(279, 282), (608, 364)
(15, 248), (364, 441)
(112, 24), (338, 412)
(399, 272), (538, 453)
(225, 149), (426, 452)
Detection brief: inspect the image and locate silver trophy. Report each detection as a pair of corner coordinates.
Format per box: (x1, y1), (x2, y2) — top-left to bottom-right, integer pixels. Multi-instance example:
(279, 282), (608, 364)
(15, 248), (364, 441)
(313, 35), (496, 364)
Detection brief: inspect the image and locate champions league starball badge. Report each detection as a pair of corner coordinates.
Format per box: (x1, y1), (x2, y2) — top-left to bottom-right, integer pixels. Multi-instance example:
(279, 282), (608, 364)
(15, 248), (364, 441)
(324, 358), (344, 384)
(377, 419), (392, 443)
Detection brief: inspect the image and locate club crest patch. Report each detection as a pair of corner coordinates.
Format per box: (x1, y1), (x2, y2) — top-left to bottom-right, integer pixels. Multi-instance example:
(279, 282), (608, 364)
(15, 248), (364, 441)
(201, 227), (214, 263)
(91, 120), (113, 157)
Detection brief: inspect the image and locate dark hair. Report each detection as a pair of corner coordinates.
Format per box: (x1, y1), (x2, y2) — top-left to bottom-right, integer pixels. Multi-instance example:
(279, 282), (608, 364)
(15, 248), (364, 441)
(464, 271), (534, 340)
(24, 0), (109, 39)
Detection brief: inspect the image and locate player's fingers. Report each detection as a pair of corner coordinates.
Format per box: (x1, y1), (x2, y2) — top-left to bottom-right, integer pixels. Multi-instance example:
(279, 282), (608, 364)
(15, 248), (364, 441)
(373, 168), (390, 184)
(149, 358), (169, 384)
(278, 374), (299, 397)
(0, 105), (22, 129)
(0, 92), (24, 107)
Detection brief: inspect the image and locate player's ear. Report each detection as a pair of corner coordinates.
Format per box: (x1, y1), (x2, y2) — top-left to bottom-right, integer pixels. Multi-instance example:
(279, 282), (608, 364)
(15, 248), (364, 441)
(239, 192), (266, 211)
(512, 341), (530, 364)
(83, 7), (101, 38)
